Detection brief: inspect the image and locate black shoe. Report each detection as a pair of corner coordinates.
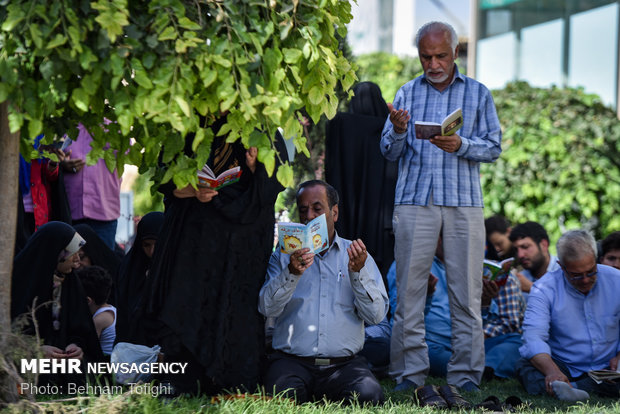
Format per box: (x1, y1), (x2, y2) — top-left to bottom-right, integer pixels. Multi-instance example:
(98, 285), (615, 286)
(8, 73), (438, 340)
(475, 395), (503, 411)
(438, 384), (472, 409)
(415, 385), (449, 408)
(503, 395), (526, 412)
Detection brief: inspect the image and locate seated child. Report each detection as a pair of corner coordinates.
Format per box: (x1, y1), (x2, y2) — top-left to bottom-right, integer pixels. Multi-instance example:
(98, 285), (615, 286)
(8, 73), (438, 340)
(76, 265), (116, 356)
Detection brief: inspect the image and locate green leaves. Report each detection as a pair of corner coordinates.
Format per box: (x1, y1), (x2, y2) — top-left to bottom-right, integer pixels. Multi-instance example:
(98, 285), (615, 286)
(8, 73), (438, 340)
(483, 81), (620, 242)
(71, 88), (90, 112)
(276, 162), (294, 188)
(1, 5), (26, 31)
(2, 0), (357, 191)
(46, 34), (67, 49)
(91, 0), (129, 43)
(283, 47), (302, 64)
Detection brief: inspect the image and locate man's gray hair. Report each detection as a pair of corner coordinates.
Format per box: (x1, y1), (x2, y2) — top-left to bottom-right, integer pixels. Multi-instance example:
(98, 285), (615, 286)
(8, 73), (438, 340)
(556, 230), (598, 264)
(415, 21), (459, 52)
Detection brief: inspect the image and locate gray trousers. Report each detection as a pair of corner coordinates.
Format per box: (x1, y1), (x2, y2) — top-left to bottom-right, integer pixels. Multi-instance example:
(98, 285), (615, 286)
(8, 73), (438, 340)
(389, 203), (485, 387)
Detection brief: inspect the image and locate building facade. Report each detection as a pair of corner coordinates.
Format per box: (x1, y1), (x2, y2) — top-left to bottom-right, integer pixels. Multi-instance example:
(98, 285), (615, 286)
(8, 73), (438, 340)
(470, 0), (619, 113)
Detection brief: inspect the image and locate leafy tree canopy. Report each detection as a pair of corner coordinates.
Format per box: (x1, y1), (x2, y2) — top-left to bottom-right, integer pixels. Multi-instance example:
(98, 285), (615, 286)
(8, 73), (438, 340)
(484, 81), (620, 242)
(0, 0), (357, 189)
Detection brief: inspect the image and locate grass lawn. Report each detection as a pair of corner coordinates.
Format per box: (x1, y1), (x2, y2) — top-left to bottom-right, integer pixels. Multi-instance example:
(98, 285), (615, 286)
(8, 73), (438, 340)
(4, 377), (619, 413)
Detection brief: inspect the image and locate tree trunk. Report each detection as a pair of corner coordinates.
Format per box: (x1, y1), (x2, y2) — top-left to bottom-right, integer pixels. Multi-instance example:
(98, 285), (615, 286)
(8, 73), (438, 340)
(0, 101), (20, 404)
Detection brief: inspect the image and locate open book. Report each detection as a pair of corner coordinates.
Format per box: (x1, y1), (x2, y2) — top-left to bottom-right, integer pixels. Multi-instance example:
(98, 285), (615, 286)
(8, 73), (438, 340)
(197, 164), (242, 190)
(414, 108), (463, 139)
(588, 369), (620, 384)
(278, 214), (329, 255)
(482, 257), (514, 287)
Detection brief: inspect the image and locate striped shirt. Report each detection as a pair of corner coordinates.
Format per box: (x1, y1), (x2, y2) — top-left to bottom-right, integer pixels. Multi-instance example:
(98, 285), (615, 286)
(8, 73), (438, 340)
(380, 66), (502, 207)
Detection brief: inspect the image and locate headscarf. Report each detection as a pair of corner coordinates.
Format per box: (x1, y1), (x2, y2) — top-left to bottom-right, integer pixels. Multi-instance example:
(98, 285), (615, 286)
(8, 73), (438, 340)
(348, 81), (390, 118)
(12, 221), (84, 319)
(134, 211), (165, 242)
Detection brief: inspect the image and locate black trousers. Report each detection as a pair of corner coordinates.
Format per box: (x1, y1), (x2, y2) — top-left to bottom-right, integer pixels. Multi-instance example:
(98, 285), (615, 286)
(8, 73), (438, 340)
(359, 337), (390, 370)
(263, 352), (384, 405)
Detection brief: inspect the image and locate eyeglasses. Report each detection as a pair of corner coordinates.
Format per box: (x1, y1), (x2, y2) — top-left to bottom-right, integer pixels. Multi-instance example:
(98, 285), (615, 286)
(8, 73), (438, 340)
(561, 266), (598, 282)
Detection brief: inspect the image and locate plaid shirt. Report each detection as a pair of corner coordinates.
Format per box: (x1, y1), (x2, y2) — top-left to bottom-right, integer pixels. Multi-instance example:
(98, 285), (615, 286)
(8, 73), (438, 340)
(380, 66), (502, 207)
(483, 272), (526, 338)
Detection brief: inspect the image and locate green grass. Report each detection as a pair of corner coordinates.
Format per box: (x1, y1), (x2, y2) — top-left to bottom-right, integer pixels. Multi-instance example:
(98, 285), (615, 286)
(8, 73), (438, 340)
(4, 377), (619, 413)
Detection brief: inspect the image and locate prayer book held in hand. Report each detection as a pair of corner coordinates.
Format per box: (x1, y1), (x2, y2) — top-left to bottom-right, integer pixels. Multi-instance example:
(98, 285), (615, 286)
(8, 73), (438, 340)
(278, 214), (329, 255)
(414, 108), (463, 139)
(482, 257), (514, 287)
(197, 164), (242, 190)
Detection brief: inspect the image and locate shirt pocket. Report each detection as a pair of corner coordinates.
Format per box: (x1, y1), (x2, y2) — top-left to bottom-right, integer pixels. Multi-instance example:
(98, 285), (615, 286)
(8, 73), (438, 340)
(334, 263), (355, 311)
(600, 309), (620, 344)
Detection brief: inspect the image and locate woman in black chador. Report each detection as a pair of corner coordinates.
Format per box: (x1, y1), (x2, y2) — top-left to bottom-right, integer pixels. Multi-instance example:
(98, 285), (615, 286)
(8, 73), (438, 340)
(114, 211), (164, 345)
(12, 221), (104, 385)
(325, 81), (398, 277)
(142, 116), (284, 395)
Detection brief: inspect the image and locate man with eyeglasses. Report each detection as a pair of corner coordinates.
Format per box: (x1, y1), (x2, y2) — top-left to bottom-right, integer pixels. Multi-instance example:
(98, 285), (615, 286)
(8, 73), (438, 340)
(516, 230), (620, 401)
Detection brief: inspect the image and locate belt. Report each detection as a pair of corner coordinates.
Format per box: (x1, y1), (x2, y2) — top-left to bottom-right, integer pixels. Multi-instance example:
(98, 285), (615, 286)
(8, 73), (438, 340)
(278, 351), (355, 366)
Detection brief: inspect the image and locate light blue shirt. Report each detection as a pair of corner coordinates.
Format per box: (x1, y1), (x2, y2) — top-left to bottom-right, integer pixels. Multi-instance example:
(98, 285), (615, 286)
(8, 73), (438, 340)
(519, 264), (620, 377)
(259, 234), (388, 358)
(380, 66), (502, 207)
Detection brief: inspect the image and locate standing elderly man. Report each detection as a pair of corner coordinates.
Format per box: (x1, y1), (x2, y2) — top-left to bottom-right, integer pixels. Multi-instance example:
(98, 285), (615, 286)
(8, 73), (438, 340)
(516, 230), (620, 401)
(381, 21), (502, 393)
(259, 180), (388, 405)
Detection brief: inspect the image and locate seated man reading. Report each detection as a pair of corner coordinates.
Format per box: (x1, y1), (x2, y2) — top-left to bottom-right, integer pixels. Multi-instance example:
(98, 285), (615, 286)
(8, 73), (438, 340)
(516, 230), (620, 401)
(259, 180), (388, 405)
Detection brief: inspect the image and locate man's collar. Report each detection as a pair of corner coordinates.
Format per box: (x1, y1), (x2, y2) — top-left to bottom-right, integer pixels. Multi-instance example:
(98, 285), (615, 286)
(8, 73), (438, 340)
(327, 232), (345, 252)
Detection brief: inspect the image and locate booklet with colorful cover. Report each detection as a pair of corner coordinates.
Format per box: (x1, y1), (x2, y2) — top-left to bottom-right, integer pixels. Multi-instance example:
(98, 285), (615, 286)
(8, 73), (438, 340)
(197, 164), (242, 190)
(482, 257), (514, 287)
(277, 214), (329, 255)
(414, 107), (463, 139)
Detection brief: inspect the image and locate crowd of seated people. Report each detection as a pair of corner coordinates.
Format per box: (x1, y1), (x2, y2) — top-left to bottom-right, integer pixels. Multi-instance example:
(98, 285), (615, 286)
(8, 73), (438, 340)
(11, 191), (620, 405)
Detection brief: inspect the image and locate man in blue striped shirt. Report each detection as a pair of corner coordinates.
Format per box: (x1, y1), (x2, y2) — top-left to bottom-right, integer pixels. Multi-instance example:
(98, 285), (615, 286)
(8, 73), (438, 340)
(381, 21), (502, 393)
